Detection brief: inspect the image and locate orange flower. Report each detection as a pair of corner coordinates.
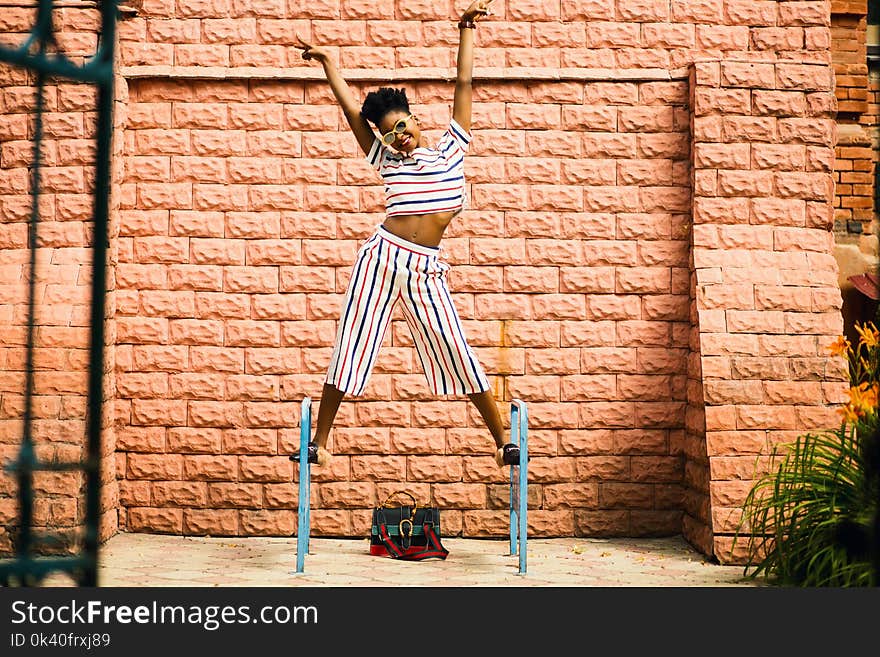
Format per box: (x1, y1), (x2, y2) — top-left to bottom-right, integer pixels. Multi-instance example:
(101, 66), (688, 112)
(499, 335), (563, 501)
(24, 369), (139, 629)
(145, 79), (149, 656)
(854, 322), (879, 349)
(842, 382), (880, 423)
(839, 404), (862, 423)
(850, 382), (879, 412)
(827, 335), (850, 357)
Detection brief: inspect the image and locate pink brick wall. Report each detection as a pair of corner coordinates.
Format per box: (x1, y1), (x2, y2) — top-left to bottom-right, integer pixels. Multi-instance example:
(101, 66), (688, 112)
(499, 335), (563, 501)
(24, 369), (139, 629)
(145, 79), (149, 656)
(116, 74), (692, 538)
(687, 58), (846, 561)
(0, 4), (119, 554)
(1, 1), (846, 562)
(115, 0), (830, 71)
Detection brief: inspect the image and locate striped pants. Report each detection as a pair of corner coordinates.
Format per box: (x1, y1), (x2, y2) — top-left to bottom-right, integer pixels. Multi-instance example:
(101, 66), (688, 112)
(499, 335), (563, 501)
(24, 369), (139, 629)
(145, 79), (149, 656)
(325, 225), (490, 397)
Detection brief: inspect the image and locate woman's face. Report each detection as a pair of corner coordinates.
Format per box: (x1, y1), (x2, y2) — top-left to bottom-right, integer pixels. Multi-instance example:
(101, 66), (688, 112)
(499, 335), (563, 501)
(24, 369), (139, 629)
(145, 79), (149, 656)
(378, 109), (420, 154)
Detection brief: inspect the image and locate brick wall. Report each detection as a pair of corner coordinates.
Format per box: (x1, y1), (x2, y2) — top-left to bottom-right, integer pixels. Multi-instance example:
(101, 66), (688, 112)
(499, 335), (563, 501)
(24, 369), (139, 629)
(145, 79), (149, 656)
(1, 1), (847, 563)
(831, 1), (873, 237)
(115, 74), (693, 538)
(871, 66), (880, 242)
(688, 58), (847, 560)
(0, 3), (119, 554)
(830, 0), (876, 373)
(832, 1), (868, 117)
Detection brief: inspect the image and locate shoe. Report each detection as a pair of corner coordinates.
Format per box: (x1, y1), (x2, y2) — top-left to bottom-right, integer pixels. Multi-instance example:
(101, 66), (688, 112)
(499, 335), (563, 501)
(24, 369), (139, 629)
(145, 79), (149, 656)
(495, 443), (523, 467)
(289, 442), (330, 466)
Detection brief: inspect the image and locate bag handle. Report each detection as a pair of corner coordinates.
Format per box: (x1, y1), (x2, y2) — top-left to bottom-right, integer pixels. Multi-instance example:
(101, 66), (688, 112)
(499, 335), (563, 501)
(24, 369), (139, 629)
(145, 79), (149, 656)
(380, 490), (418, 510)
(375, 514), (448, 561)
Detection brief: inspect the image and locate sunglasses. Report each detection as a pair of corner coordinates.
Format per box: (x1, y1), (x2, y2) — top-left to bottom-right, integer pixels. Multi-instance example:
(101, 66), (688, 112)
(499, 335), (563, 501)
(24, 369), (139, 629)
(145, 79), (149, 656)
(380, 114), (413, 146)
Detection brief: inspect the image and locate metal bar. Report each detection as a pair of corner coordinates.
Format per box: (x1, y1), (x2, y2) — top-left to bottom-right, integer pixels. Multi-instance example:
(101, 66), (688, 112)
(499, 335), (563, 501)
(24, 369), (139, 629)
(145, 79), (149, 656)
(509, 404), (519, 556)
(509, 399), (528, 574)
(295, 397), (311, 574)
(0, 0), (118, 586)
(0, 555), (93, 584)
(6, 459), (96, 473)
(80, 0), (118, 586)
(15, 48), (48, 571)
(303, 404), (311, 556)
(516, 400), (528, 575)
(0, 39), (116, 84)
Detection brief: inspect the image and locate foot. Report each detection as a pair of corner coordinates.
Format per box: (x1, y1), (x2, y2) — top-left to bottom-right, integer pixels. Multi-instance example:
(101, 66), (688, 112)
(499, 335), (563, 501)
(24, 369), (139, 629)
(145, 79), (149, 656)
(289, 443), (331, 466)
(495, 443), (521, 467)
(308, 442), (331, 466)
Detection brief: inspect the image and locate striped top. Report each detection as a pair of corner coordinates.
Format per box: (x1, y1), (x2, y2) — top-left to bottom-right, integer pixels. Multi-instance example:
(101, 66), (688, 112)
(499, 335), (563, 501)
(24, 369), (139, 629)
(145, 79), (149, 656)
(366, 118), (471, 218)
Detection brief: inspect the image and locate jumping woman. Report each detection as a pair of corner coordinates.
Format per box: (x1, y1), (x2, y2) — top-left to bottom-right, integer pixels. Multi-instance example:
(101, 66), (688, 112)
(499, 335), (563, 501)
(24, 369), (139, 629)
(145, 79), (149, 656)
(296, 0), (521, 469)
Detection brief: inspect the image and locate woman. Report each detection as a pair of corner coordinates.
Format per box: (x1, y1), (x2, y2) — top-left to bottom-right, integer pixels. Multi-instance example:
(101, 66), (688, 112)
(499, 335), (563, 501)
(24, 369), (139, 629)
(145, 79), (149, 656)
(296, 0), (520, 469)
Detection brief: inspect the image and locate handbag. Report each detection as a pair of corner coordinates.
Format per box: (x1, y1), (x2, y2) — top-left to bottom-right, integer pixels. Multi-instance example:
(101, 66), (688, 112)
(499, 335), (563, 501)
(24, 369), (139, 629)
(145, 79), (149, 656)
(370, 491), (449, 560)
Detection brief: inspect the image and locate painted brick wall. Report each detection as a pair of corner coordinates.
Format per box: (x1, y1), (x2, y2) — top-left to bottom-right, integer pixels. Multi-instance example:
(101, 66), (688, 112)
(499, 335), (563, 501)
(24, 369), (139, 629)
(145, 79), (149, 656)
(688, 58), (847, 560)
(0, 3), (119, 555)
(115, 74), (693, 538)
(108, 1), (843, 559)
(115, 0), (833, 71)
(0, 1), (846, 563)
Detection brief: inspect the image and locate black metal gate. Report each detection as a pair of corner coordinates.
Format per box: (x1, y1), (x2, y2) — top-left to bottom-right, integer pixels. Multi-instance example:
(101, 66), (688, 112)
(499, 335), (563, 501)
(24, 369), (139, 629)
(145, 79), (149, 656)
(0, 0), (118, 586)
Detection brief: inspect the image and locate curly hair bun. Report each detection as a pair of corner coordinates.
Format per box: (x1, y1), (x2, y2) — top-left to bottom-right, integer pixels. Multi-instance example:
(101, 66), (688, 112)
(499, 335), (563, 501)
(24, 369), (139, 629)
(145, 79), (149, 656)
(361, 87), (410, 127)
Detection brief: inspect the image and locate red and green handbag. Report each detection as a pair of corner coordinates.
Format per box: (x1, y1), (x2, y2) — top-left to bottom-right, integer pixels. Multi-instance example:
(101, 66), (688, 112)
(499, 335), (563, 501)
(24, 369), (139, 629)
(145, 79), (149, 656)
(370, 491), (449, 560)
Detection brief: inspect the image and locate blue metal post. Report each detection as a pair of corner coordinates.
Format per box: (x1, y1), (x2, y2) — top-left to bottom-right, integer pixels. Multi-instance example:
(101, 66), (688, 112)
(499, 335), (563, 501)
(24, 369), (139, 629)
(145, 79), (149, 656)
(295, 397), (311, 574)
(509, 403), (519, 556)
(509, 399), (528, 575)
(516, 400), (528, 575)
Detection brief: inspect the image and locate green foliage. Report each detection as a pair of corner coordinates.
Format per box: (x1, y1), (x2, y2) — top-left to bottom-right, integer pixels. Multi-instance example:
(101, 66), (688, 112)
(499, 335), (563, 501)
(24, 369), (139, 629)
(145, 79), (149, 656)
(735, 322), (879, 587)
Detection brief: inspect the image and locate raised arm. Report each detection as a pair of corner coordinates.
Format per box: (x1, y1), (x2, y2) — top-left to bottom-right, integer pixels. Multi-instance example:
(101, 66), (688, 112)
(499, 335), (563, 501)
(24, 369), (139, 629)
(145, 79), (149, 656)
(296, 36), (376, 156)
(452, 0), (493, 132)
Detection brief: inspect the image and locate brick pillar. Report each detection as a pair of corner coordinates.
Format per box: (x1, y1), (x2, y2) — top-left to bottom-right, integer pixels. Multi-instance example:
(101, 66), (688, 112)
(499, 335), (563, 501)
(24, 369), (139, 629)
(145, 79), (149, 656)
(830, 0), (873, 239)
(0, 5), (119, 555)
(831, 0), (877, 342)
(870, 67), (880, 247)
(687, 58), (847, 563)
(832, 1), (869, 117)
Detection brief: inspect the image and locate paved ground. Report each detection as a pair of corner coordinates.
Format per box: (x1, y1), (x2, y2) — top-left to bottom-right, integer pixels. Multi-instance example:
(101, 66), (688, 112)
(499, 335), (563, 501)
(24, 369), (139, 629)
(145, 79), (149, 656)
(85, 532), (761, 587)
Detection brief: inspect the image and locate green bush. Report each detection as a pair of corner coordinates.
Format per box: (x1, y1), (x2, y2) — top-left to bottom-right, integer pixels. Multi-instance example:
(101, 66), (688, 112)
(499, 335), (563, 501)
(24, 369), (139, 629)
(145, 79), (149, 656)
(736, 322), (879, 587)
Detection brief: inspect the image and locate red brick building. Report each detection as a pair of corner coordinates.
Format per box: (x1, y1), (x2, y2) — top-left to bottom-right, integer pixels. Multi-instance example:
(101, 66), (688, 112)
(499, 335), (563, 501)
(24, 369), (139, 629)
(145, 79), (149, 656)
(1, 1), (874, 565)
(832, 0), (878, 342)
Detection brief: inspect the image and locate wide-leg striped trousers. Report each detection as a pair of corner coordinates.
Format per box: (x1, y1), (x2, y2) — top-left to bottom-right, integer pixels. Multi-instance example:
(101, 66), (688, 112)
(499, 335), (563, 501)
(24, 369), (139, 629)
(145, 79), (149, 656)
(325, 225), (490, 397)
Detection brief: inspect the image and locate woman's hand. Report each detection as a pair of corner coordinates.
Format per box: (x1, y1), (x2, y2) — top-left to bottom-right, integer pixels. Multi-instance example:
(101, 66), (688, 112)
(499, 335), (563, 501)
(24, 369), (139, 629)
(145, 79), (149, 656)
(295, 35), (330, 64)
(461, 0), (493, 22)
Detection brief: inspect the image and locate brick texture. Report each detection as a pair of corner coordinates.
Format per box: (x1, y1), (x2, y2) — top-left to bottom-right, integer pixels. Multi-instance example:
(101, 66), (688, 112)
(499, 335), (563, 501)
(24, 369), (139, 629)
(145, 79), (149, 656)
(688, 56), (846, 562)
(0, 1), (849, 566)
(112, 70), (695, 544)
(830, 1), (873, 237)
(0, 4), (120, 555)
(869, 67), (879, 249)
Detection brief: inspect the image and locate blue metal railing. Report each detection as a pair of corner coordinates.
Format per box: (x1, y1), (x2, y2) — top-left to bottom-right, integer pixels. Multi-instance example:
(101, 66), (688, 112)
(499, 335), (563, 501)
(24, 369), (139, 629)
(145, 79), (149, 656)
(509, 399), (528, 575)
(290, 396), (528, 575)
(294, 397), (311, 574)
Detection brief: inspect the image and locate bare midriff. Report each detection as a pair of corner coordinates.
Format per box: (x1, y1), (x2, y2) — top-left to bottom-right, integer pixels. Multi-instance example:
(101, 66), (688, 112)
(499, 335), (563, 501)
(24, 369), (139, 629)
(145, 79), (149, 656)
(381, 210), (458, 248)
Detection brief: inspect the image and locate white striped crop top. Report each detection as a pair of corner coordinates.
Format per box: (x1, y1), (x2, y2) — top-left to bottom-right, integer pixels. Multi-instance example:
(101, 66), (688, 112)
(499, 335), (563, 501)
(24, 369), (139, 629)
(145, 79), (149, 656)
(366, 118), (470, 218)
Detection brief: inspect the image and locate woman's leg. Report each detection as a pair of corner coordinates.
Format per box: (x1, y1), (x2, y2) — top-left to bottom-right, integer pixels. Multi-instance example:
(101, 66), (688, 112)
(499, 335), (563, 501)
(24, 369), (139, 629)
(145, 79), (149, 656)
(313, 231), (397, 465)
(468, 389), (522, 467)
(467, 389), (505, 449)
(313, 382), (345, 452)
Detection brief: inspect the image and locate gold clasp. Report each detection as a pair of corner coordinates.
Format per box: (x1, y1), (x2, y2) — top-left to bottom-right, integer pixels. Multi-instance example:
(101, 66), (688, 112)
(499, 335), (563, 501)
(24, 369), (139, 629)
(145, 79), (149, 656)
(399, 517), (414, 537)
